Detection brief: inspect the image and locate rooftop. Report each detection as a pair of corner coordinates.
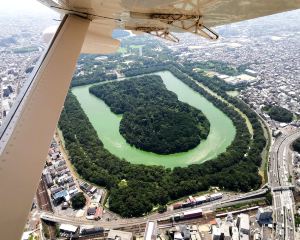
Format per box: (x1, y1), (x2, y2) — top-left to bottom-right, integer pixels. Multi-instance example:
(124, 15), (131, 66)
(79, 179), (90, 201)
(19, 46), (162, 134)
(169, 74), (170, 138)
(108, 230), (133, 240)
(59, 224), (77, 233)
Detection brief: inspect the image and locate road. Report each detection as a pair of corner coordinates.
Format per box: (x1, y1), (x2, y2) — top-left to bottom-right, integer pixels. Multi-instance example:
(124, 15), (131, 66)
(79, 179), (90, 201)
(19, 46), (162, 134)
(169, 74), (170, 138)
(34, 119), (289, 237)
(37, 130), (267, 230)
(269, 130), (300, 240)
(38, 188), (267, 229)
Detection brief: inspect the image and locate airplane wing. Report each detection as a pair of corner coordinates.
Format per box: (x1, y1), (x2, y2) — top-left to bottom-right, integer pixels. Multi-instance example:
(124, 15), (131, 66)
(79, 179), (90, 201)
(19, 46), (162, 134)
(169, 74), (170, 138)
(199, 0), (300, 27)
(38, 0), (300, 48)
(121, 0), (300, 27)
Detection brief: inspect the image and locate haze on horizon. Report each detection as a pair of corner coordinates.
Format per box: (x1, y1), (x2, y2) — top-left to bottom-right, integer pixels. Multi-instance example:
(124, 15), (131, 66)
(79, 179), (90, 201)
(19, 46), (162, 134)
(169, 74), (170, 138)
(0, 0), (57, 17)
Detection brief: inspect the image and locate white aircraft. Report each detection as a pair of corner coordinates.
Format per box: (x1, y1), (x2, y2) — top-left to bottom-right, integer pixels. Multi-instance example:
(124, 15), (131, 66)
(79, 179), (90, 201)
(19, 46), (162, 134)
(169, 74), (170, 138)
(0, 0), (300, 239)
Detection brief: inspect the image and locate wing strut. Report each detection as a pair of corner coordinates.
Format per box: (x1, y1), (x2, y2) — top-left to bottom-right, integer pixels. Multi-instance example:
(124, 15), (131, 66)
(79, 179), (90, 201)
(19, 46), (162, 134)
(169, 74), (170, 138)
(0, 14), (89, 240)
(128, 13), (219, 42)
(135, 27), (179, 43)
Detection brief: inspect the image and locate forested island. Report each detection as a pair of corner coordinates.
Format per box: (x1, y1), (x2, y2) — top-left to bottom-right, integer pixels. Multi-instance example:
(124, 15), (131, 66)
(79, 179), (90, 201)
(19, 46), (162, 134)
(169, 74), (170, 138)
(262, 105), (293, 123)
(89, 75), (210, 154)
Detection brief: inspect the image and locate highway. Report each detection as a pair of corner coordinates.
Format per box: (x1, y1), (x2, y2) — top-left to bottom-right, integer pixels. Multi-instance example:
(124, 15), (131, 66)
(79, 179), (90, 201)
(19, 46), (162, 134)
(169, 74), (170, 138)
(269, 130), (300, 240)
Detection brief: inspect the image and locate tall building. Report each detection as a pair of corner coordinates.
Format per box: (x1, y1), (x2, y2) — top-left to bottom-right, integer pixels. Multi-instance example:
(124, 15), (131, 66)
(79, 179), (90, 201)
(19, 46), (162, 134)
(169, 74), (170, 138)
(256, 207), (273, 222)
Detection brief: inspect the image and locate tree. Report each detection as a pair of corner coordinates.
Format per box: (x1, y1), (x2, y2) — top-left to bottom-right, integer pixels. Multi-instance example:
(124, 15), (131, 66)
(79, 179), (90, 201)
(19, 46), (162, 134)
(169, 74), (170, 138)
(265, 191), (272, 205)
(262, 105), (293, 123)
(89, 75), (210, 154)
(59, 62), (266, 217)
(158, 205), (167, 213)
(293, 138), (300, 153)
(71, 192), (86, 210)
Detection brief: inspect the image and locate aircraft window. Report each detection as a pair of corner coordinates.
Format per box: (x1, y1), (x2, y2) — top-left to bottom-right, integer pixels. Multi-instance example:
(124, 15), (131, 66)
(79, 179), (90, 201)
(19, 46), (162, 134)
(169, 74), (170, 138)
(0, 1), (58, 126)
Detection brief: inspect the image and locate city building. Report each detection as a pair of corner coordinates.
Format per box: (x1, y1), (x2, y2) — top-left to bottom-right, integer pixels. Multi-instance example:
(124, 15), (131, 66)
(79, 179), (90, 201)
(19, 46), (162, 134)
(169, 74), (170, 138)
(144, 221), (157, 240)
(245, 69), (258, 77)
(256, 207), (273, 223)
(237, 214), (250, 239)
(108, 230), (133, 240)
(59, 224), (78, 235)
(212, 226), (221, 240)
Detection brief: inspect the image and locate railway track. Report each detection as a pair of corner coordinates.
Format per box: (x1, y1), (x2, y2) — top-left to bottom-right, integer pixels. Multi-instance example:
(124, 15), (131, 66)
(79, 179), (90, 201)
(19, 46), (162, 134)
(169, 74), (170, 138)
(116, 223), (147, 234)
(78, 232), (107, 240)
(76, 224), (147, 240)
(36, 176), (53, 212)
(158, 212), (215, 229)
(42, 220), (57, 240)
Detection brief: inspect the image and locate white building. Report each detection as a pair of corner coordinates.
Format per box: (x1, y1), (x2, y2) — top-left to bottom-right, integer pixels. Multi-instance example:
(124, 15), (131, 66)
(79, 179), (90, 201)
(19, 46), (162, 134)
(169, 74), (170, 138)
(237, 214), (250, 235)
(212, 226), (221, 240)
(224, 74), (257, 85)
(245, 69), (258, 77)
(108, 230), (133, 240)
(59, 224), (78, 234)
(144, 221), (156, 240)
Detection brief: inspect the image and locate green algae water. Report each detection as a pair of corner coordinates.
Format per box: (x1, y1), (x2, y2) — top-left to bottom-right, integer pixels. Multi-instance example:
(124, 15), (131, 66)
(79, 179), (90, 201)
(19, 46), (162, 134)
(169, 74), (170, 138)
(72, 71), (236, 168)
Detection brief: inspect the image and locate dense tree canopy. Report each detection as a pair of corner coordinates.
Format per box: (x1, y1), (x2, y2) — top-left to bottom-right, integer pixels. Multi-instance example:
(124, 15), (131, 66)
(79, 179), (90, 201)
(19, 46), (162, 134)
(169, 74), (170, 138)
(293, 138), (300, 153)
(71, 54), (118, 87)
(263, 105), (293, 123)
(61, 35), (268, 217)
(89, 75), (210, 154)
(71, 192), (86, 210)
(59, 64), (266, 218)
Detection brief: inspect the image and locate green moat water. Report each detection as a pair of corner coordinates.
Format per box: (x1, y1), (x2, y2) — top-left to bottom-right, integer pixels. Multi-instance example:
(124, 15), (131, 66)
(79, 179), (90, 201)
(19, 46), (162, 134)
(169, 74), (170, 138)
(72, 71), (236, 168)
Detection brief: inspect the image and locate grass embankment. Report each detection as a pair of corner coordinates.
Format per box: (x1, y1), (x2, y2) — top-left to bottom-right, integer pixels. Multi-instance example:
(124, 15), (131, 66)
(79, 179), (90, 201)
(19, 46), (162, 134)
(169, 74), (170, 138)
(258, 117), (272, 184)
(191, 77), (253, 136)
(216, 199), (267, 213)
(192, 69), (270, 185)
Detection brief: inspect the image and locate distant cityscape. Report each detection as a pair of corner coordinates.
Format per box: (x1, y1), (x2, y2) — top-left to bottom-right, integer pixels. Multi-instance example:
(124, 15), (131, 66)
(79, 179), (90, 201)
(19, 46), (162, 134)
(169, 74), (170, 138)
(0, 14), (56, 124)
(169, 10), (300, 117)
(1, 11), (300, 126)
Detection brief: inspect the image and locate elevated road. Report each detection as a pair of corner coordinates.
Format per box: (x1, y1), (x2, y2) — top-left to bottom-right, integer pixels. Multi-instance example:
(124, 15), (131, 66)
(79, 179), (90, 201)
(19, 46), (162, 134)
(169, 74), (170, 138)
(269, 130), (300, 240)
